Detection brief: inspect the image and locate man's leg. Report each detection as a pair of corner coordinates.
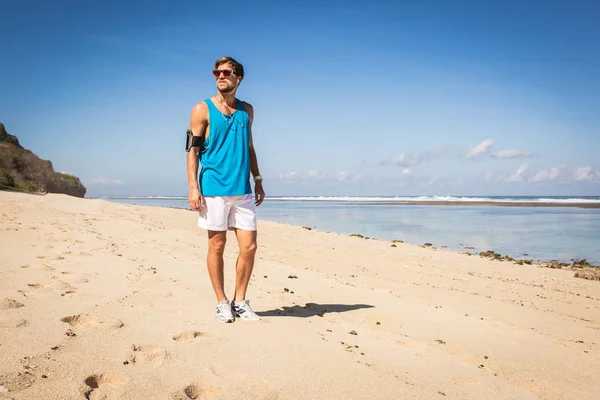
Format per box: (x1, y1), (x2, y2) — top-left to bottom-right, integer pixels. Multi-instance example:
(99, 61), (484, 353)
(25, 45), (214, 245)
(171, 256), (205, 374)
(227, 195), (260, 320)
(232, 228), (257, 302)
(207, 230), (228, 302)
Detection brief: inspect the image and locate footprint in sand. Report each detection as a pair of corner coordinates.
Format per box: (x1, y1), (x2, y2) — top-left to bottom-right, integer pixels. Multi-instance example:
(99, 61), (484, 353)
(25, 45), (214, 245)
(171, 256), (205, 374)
(51, 276), (87, 295)
(173, 380), (279, 400)
(48, 280), (76, 291)
(22, 281), (77, 297)
(61, 314), (124, 329)
(227, 375), (280, 400)
(174, 370), (279, 400)
(128, 345), (169, 367)
(171, 383), (223, 399)
(25, 283), (48, 292)
(172, 331), (205, 343)
(82, 372), (130, 399)
(53, 272), (89, 284)
(60, 290), (81, 297)
(0, 370), (36, 393)
(22, 283), (50, 297)
(0, 316), (28, 328)
(0, 298), (25, 309)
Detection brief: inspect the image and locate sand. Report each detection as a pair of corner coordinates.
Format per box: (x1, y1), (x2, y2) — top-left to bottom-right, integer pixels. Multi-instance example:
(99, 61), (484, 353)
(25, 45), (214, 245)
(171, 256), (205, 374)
(0, 191), (599, 400)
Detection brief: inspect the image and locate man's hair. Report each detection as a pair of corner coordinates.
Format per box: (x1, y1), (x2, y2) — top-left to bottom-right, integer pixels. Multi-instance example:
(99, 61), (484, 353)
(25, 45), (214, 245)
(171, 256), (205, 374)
(215, 56), (244, 78)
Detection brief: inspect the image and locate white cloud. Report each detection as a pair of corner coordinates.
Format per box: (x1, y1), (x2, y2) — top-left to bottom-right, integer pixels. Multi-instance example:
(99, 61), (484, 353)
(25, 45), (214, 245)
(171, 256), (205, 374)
(530, 167), (561, 182)
(278, 170), (364, 184)
(572, 167), (600, 181)
(483, 172), (493, 182)
(389, 151), (422, 167)
(531, 170), (549, 182)
(380, 146), (453, 167)
(335, 171), (364, 182)
(401, 168), (411, 176)
(380, 141), (529, 167)
(491, 149), (533, 159)
(549, 167), (561, 180)
(85, 178), (124, 185)
(467, 139), (493, 158)
(507, 163), (529, 182)
(500, 165), (600, 184)
(278, 171), (300, 181)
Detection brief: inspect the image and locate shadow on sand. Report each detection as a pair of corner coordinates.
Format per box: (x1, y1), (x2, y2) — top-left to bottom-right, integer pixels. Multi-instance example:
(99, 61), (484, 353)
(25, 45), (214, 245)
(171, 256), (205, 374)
(257, 303), (374, 318)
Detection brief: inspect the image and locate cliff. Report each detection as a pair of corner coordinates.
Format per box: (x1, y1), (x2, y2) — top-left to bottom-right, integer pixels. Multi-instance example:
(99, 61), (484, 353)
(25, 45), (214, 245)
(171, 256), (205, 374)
(0, 123), (86, 198)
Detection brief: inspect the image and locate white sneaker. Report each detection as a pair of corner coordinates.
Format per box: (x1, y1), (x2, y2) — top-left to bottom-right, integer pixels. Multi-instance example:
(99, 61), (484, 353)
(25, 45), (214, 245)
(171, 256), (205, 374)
(216, 300), (235, 323)
(232, 300), (261, 321)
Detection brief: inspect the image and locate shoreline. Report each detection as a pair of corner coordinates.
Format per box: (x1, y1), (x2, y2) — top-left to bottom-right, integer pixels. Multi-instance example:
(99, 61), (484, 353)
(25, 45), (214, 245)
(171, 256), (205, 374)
(4, 190), (599, 263)
(101, 197), (600, 265)
(306, 227), (600, 270)
(268, 199), (600, 209)
(83, 194), (600, 210)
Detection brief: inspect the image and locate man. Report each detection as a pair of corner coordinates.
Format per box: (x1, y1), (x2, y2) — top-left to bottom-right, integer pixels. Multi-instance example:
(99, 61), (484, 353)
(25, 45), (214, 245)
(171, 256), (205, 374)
(186, 56), (265, 323)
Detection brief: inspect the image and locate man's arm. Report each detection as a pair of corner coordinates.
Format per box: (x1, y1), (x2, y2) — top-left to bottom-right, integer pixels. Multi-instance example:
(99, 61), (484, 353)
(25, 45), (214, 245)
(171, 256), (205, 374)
(244, 102), (265, 206)
(187, 102), (208, 210)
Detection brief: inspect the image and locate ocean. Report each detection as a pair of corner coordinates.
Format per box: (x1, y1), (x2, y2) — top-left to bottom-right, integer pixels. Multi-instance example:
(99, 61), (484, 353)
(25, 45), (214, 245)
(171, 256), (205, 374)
(105, 195), (600, 265)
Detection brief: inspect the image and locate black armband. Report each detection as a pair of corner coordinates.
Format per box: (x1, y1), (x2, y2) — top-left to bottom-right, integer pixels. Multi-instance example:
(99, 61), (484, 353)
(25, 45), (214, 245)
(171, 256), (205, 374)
(186, 129), (204, 152)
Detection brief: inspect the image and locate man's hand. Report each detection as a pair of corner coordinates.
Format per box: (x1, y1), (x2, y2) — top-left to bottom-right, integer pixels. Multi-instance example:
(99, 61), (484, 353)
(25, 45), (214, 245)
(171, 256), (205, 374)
(254, 181), (265, 206)
(188, 187), (204, 211)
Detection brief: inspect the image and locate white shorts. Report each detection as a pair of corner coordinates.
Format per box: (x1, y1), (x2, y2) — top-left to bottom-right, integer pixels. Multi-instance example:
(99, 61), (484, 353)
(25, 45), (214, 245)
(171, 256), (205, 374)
(197, 194), (257, 231)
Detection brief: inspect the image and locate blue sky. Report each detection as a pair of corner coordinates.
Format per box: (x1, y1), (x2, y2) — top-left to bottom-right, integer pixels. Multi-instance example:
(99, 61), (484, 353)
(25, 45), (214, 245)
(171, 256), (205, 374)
(2, 0), (599, 197)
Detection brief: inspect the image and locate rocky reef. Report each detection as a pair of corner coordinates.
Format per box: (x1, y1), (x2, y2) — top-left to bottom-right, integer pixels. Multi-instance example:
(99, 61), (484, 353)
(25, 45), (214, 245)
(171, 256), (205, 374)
(0, 123), (86, 198)
(477, 250), (600, 281)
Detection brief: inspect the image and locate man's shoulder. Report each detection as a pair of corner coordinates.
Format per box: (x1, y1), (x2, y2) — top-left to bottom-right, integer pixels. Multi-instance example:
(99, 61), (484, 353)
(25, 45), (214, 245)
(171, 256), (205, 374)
(191, 101), (209, 115)
(190, 101), (210, 126)
(193, 100), (210, 110)
(240, 100), (254, 112)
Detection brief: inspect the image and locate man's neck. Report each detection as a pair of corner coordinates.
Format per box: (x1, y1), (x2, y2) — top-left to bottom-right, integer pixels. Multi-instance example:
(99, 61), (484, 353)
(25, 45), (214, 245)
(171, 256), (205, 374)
(216, 92), (237, 107)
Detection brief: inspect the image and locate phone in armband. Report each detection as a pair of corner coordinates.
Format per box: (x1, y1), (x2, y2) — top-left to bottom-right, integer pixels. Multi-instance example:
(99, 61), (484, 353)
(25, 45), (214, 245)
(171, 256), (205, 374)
(185, 129), (204, 152)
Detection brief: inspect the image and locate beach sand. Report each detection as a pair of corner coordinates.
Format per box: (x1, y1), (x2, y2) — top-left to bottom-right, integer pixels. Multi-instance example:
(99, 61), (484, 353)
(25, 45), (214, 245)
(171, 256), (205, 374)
(1, 191), (599, 399)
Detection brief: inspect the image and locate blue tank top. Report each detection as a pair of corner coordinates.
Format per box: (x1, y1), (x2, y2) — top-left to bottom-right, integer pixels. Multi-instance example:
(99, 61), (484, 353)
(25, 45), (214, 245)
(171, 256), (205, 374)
(199, 98), (252, 197)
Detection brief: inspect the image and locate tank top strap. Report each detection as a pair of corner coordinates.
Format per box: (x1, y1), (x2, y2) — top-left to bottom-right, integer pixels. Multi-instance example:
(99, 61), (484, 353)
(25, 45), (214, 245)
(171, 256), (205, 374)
(236, 99), (245, 112)
(204, 98), (216, 111)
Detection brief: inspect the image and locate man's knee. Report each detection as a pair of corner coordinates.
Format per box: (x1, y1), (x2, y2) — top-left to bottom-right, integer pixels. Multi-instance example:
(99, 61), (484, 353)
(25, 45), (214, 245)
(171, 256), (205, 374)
(240, 241), (257, 257)
(208, 232), (227, 255)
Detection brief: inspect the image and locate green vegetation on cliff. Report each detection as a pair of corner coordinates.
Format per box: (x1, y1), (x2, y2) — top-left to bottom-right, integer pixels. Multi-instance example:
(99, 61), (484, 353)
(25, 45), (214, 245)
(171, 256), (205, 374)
(0, 123), (86, 197)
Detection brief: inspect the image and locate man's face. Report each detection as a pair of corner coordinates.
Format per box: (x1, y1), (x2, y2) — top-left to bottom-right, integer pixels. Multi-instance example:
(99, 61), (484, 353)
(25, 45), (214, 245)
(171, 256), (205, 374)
(213, 62), (240, 94)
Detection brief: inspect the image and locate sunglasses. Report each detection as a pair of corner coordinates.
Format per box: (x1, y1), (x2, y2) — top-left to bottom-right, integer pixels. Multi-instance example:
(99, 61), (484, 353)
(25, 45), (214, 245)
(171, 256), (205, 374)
(212, 69), (236, 78)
